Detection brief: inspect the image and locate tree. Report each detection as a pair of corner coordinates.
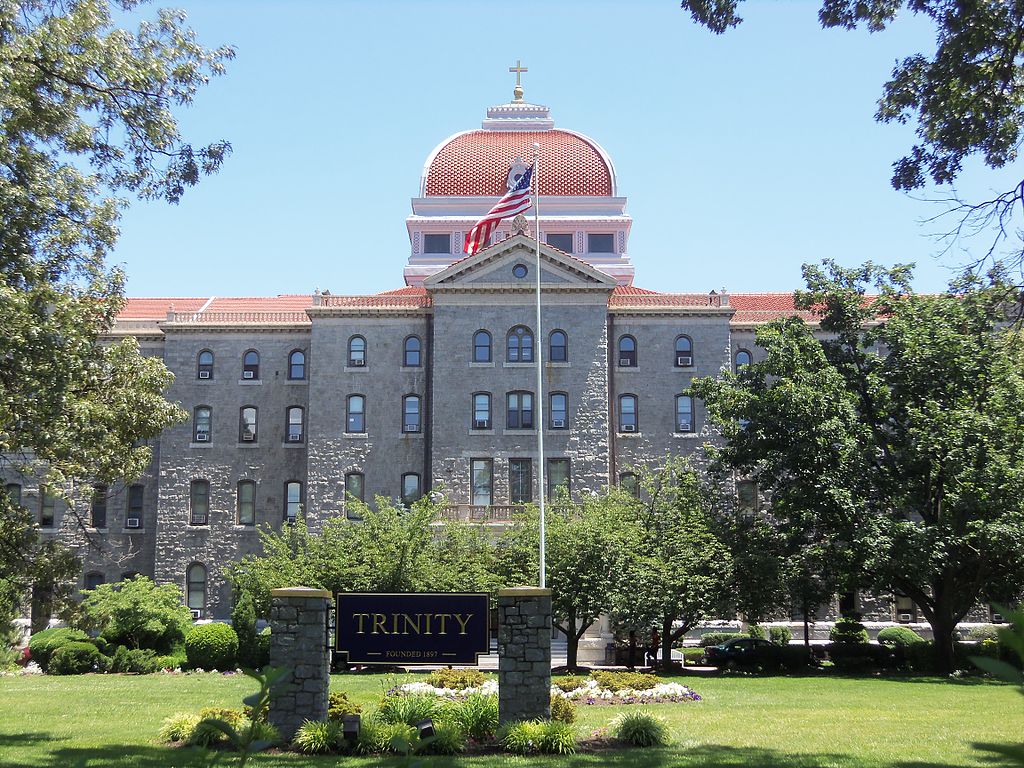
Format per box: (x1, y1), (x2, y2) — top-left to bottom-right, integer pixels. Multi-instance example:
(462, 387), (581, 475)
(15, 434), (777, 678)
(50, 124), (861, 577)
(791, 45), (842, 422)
(612, 458), (733, 668)
(1, 1), (232, 618)
(679, 0), (1024, 276)
(690, 260), (1024, 673)
(75, 575), (193, 652)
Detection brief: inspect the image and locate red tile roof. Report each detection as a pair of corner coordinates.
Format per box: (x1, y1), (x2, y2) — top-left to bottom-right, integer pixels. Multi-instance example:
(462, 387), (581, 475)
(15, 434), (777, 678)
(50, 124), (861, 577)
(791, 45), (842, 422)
(425, 130), (613, 197)
(320, 287), (432, 309)
(120, 297), (209, 319)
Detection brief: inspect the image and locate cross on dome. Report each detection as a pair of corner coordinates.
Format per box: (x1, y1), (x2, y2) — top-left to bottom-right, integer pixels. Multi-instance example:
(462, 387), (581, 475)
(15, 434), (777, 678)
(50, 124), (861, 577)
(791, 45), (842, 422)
(509, 59), (528, 102)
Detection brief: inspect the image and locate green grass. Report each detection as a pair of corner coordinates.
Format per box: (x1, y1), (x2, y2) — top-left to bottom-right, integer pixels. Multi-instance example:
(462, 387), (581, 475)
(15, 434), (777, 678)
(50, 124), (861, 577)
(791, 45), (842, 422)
(0, 671), (1020, 766)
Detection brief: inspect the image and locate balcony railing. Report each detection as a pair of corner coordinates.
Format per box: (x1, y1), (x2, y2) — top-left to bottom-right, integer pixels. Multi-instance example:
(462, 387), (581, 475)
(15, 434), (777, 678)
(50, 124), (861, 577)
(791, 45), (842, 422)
(439, 504), (528, 522)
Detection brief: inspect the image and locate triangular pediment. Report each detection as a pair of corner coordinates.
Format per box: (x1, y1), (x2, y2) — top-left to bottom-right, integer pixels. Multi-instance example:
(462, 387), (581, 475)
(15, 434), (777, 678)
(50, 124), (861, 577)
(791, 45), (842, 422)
(423, 234), (617, 291)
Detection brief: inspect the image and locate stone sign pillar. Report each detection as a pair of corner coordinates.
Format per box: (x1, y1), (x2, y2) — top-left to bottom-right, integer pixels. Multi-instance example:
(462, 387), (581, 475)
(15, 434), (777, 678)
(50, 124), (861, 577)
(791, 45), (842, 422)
(497, 586), (552, 723)
(268, 587), (332, 741)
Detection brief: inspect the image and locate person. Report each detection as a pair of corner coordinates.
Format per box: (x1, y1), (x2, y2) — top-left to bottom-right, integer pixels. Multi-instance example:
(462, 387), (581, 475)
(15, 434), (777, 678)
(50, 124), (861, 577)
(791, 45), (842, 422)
(646, 628), (661, 666)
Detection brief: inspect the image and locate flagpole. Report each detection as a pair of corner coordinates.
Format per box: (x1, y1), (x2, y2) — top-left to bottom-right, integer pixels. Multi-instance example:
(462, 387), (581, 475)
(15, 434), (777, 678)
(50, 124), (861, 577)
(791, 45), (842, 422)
(532, 143), (547, 590)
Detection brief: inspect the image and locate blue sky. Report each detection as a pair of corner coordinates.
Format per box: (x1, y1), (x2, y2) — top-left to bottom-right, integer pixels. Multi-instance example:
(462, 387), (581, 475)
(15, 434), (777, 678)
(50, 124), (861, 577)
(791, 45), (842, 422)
(111, 1), (1005, 297)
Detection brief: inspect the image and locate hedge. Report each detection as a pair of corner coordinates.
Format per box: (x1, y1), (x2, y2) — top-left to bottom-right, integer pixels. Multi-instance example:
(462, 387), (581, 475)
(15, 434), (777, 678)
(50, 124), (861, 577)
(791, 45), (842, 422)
(185, 623), (239, 671)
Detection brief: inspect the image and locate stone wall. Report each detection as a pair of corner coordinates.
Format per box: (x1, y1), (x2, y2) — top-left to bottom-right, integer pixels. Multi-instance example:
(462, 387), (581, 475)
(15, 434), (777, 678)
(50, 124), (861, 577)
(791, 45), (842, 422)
(497, 587), (552, 723)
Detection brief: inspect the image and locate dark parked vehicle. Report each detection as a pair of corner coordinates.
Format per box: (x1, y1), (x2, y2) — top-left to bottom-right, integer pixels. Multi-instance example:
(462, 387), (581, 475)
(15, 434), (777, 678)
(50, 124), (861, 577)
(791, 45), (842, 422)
(704, 637), (778, 668)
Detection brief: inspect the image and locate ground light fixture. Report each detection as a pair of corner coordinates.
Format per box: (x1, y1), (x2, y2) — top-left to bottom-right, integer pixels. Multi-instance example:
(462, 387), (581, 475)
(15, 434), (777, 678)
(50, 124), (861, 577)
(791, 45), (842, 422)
(342, 714), (361, 743)
(416, 718), (435, 740)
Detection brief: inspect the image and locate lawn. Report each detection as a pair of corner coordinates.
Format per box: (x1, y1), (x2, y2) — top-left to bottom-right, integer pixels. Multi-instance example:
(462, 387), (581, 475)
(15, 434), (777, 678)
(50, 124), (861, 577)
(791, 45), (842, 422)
(0, 671), (1020, 767)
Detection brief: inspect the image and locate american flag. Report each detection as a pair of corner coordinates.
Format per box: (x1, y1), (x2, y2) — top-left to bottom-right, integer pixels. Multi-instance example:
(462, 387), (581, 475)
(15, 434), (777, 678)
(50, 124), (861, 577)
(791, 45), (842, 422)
(463, 164), (534, 255)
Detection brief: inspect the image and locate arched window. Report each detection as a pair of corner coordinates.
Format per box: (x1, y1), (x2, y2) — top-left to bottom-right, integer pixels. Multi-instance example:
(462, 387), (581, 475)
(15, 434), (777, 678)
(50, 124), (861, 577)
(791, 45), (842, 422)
(473, 330), (492, 363)
(676, 395), (694, 433)
(189, 480), (210, 525)
(550, 392), (568, 429)
(286, 406), (304, 442)
(242, 350), (260, 380)
(348, 336), (366, 367)
(619, 394), (638, 432)
(186, 563), (207, 615)
(193, 406), (212, 443)
(403, 336), (422, 367)
(472, 393), (491, 429)
(735, 349), (752, 371)
(288, 349), (306, 380)
(618, 335), (637, 367)
(197, 350), (214, 379)
(507, 325), (534, 362)
(84, 572), (104, 591)
(90, 485), (107, 529)
(401, 473), (421, 506)
(549, 330), (568, 363)
(402, 395), (421, 433)
(239, 406), (258, 442)
(237, 480), (256, 525)
(506, 391), (534, 429)
(619, 472), (640, 498)
(346, 395), (365, 433)
(284, 481), (303, 523)
(675, 336), (693, 367)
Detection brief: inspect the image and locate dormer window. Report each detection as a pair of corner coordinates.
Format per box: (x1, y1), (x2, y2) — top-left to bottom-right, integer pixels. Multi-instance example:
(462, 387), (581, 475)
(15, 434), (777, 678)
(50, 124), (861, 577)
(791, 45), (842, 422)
(424, 234), (450, 254)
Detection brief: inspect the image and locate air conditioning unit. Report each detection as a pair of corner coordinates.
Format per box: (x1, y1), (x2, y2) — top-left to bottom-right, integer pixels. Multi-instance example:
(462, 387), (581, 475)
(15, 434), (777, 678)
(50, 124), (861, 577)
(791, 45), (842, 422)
(242, 370), (255, 379)
(552, 419), (565, 428)
(677, 355), (692, 367)
(993, 613), (1005, 623)
(190, 609), (202, 620)
(198, 370), (211, 379)
(287, 433), (303, 442)
(898, 613), (913, 622)
(195, 432), (209, 442)
(403, 424), (418, 433)
(241, 430), (255, 442)
(622, 424), (636, 433)
(351, 359), (365, 367)
(125, 517), (141, 529)
(619, 358), (632, 366)
(473, 419), (489, 429)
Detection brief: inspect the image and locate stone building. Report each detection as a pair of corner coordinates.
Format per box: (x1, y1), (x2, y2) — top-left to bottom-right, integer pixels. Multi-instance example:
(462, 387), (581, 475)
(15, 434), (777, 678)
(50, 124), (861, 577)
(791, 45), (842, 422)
(7, 85), (989, 645)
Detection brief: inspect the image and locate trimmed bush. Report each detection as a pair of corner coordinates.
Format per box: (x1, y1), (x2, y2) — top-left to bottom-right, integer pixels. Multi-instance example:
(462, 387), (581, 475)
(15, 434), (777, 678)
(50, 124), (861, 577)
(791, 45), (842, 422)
(327, 690), (362, 721)
(500, 719), (576, 755)
(442, 692), (497, 741)
(159, 713), (200, 743)
(770, 626), (793, 646)
(774, 644), (813, 671)
(293, 720), (339, 754)
(610, 709), (672, 747)
(698, 632), (746, 647)
(906, 640), (937, 673)
(426, 668), (485, 690)
(49, 641), (103, 675)
(827, 642), (891, 671)
(28, 628), (91, 671)
(590, 670), (659, 690)
(682, 647), (707, 666)
(553, 675), (586, 692)
(877, 626), (925, 648)
(550, 694), (577, 723)
(185, 623), (239, 671)
(830, 616), (869, 644)
(109, 645), (160, 674)
(748, 624), (767, 640)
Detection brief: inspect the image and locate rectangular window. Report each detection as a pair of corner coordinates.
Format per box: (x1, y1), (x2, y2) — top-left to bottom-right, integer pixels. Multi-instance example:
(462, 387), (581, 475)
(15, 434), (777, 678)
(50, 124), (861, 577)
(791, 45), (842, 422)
(285, 481), (302, 523)
(507, 392), (533, 429)
(547, 459), (570, 500)
(5, 483), (21, 507)
(550, 393), (567, 429)
(403, 396), (421, 433)
(895, 594), (917, 622)
(190, 481), (210, 525)
(471, 459), (493, 507)
(510, 459), (532, 504)
(423, 233), (451, 254)
(127, 484), (144, 516)
(345, 472), (364, 521)
(587, 233), (615, 253)
(287, 407), (304, 442)
(401, 474), (421, 506)
(546, 233), (574, 252)
(237, 481), (256, 525)
(473, 393), (491, 429)
(737, 480), (757, 513)
(91, 485), (107, 528)
(40, 490), (56, 528)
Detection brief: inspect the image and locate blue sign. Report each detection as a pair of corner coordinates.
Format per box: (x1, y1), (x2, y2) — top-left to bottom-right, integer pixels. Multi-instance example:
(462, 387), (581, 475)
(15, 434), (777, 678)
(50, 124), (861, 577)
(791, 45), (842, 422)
(335, 592), (490, 665)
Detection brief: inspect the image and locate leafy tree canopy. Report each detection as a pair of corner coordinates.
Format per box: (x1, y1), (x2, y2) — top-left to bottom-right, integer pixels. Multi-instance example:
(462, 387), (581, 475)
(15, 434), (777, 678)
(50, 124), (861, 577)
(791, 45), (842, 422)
(74, 575), (193, 652)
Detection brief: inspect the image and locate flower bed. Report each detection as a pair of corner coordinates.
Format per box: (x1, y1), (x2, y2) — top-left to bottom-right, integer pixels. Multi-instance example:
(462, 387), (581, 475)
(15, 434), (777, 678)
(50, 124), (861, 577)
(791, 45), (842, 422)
(393, 676), (701, 705)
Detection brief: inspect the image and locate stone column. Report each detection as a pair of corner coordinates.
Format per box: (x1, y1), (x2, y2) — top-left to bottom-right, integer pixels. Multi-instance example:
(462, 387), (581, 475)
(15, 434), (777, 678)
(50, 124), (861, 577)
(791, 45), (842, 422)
(497, 586), (552, 724)
(268, 587), (332, 741)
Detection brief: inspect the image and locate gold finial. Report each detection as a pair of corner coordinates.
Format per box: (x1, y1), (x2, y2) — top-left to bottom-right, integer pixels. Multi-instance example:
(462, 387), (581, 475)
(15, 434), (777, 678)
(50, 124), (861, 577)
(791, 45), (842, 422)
(509, 59), (528, 102)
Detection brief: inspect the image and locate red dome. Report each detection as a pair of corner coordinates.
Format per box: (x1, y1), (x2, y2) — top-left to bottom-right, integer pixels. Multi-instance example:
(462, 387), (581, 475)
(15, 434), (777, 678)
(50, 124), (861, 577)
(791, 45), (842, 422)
(423, 129), (614, 197)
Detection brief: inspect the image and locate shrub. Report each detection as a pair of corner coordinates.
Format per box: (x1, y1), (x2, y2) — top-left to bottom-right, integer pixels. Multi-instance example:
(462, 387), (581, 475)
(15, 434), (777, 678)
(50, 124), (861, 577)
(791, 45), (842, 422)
(231, 592), (262, 669)
(610, 709), (672, 747)
(78, 577), (193, 654)
(698, 632), (746, 647)
(769, 626), (793, 646)
(442, 692), (497, 740)
(827, 642), (890, 671)
(426, 667), (485, 690)
(327, 690), (362, 721)
(293, 720), (339, 754)
(553, 675), (586, 692)
(682, 648), (706, 666)
(748, 624), (767, 640)
(49, 641), (103, 675)
(376, 693), (442, 726)
(877, 626), (925, 648)
(367, 721), (417, 754)
(254, 627), (271, 668)
(153, 653), (185, 670)
(501, 719), (576, 755)
(906, 640), (937, 673)
(159, 713), (199, 743)
(830, 616), (869, 644)
(416, 721), (466, 755)
(198, 707), (245, 729)
(550, 694), (577, 723)
(591, 670), (659, 691)
(774, 644), (813, 671)
(250, 720), (281, 747)
(185, 623), (239, 671)
(109, 645), (160, 674)
(189, 719), (229, 747)
(28, 628), (90, 671)
(968, 624), (1000, 642)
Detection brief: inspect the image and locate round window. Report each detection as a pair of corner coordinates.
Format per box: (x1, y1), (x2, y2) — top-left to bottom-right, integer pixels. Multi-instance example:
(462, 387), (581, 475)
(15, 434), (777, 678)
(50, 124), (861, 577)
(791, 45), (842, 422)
(512, 263), (528, 278)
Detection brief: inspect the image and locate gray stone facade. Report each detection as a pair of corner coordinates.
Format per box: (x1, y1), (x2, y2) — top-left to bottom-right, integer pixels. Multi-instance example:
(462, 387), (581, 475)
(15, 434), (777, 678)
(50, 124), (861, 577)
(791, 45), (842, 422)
(497, 587), (552, 723)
